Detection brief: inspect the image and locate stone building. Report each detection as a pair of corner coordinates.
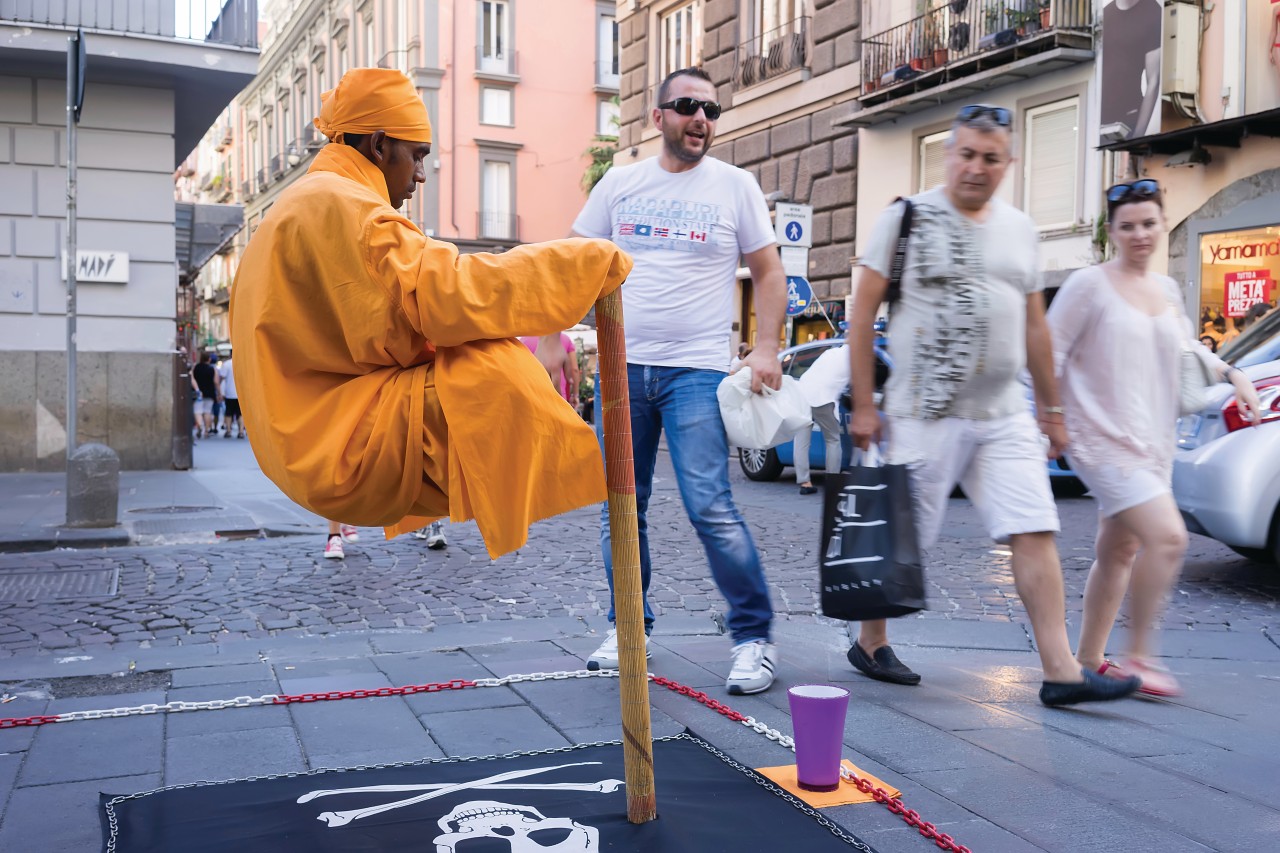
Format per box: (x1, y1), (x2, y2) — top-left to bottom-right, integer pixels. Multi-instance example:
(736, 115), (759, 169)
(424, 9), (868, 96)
(0, 1), (258, 471)
(615, 0), (861, 346)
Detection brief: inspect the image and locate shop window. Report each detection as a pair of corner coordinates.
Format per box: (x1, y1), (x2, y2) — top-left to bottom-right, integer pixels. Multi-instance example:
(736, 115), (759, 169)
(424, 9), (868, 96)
(1024, 99), (1079, 229)
(918, 130), (947, 192)
(660, 1), (702, 79)
(1198, 227), (1280, 351)
(481, 86), (514, 126)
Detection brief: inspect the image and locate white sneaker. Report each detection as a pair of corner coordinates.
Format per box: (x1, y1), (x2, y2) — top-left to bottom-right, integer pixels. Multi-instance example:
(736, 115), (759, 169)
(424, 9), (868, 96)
(586, 628), (652, 671)
(425, 521), (447, 550)
(726, 640), (778, 695)
(412, 528), (429, 539)
(339, 524), (360, 543)
(323, 536), (345, 560)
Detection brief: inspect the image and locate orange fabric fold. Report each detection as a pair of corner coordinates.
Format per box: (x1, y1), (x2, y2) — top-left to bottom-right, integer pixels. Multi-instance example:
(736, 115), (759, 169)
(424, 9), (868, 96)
(230, 143), (630, 558)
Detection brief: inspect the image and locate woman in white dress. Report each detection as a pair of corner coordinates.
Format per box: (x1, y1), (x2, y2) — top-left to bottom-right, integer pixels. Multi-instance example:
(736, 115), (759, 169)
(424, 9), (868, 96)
(1047, 180), (1261, 697)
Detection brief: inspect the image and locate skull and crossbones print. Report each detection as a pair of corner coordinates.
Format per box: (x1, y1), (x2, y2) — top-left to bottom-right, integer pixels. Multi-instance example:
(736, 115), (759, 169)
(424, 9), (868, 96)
(296, 760), (621, 850)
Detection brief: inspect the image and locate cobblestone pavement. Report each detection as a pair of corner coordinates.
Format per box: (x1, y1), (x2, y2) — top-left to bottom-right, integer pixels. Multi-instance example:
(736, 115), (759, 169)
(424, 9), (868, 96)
(1, 455), (1276, 658)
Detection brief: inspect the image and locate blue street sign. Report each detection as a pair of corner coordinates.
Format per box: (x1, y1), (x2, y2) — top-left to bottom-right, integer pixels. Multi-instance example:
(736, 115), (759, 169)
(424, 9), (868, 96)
(785, 221), (803, 243)
(785, 275), (813, 317)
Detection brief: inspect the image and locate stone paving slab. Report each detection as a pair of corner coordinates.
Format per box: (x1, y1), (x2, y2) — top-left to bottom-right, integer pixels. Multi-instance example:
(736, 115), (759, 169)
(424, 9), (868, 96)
(0, 773), (162, 853)
(165, 726), (306, 786)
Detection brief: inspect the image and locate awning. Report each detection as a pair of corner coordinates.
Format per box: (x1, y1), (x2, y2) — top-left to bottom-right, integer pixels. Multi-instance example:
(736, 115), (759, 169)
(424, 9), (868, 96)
(1101, 107), (1280, 156)
(175, 202), (244, 283)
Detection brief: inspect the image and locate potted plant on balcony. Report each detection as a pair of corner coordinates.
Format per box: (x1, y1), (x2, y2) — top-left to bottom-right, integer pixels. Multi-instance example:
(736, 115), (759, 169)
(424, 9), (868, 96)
(927, 9), (949, 67)
(909, 19), (934, 71)
(1039, 0), (1052, 29)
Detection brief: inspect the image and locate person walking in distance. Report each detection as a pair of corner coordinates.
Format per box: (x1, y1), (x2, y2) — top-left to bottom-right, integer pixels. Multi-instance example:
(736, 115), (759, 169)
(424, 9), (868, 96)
(217, 349), (245, 438)
(793, 342), (849, 495)
(191, 352), (219, 439)
(572, 66), (788, 695)
(1048, 180), (1261, 696)
(847, 104), (1141, 706)
(520, 332), (582, 409)
(324, 521), (361, 559)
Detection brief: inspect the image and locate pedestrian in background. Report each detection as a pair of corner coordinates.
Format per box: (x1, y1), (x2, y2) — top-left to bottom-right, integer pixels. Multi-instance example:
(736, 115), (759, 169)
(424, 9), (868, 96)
(208, 352), (225, 433)
(520, 332), (581, 408)
(412, 520), (448, 549)
(191, 352), (218, 439)
(323, 521), (360, 560)
(847, 103), (1140, 706)
(572, 66), (787, 695)
(793, 342), (848, 495)
(1048, 179), (1261, 697)
(217, 349), (244, 439)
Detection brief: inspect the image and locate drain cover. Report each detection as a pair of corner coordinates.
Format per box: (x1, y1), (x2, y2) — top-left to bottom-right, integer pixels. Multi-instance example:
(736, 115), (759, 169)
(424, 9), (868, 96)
(128, 506), (223, 515)
(0, 568), (119, 602)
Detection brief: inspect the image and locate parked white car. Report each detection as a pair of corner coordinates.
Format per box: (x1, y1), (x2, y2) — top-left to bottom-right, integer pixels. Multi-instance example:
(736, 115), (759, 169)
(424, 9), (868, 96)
(1172, 309), (1280, 563)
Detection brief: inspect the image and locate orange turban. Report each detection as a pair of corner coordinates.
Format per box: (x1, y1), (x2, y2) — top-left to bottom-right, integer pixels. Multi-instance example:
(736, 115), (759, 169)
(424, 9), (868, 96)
(314, 67), (432, 144)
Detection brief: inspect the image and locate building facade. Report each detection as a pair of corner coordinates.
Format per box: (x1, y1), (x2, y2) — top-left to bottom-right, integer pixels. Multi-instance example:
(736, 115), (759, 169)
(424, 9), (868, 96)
(1102, 0), (1280, 345)
(616, 0), (862, 348)
(180, 0), (621, 351)
(845, 0), (1105, 297)
(0, 1), (258, 471)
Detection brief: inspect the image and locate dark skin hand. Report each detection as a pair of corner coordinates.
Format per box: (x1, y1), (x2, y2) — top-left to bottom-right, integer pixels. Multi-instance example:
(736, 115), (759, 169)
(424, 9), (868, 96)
(351, 130), (432, 209)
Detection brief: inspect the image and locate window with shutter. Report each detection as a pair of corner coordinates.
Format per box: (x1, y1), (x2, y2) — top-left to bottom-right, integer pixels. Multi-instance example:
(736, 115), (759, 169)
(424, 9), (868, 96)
(1024, 99), (1079, 229)
(918, 130), (948, 192)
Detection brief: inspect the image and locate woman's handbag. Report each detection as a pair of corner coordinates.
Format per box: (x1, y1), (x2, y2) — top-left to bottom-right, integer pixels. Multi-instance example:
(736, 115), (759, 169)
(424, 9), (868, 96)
(1177, 337), (1216, 416)
(716, 366), (812, 449)
(818, 446), (927, 622)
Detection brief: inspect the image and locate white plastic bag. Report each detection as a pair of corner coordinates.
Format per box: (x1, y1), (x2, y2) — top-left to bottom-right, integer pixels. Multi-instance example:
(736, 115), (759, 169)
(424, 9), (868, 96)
(716, 367), (813, 450)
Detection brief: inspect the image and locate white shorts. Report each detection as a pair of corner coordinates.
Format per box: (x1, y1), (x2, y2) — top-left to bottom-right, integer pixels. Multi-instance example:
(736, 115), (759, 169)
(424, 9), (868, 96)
(886, 412), (1060, 550)
(1069, 457), (1170, 519)
(194, 399), (213, 416)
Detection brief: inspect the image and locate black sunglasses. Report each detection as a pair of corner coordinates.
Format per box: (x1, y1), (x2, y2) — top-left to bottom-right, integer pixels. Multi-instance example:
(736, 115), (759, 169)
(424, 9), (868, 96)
(658, 97), (722, 121)
(955, 104), (1013, 127)
(1106, 179), (1161, 203)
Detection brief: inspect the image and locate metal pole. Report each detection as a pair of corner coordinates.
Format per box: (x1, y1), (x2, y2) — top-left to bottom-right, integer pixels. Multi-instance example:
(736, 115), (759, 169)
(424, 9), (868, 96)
(65, 33), (79, 460)
(593, 290), (657, 824)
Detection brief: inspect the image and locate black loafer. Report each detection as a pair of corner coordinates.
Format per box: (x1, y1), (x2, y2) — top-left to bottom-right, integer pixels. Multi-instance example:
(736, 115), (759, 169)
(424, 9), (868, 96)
(799, 484), (817, 495)
(847, 642), (920, 685)
(1040, 668), (1141, 707)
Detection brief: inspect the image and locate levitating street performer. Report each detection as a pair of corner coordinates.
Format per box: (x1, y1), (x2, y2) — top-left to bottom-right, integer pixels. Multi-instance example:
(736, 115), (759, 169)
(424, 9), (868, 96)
(229, 68), (632, 557)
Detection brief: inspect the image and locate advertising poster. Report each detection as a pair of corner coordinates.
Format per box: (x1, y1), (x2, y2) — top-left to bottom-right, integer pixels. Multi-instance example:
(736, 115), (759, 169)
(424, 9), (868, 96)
(1246, 0), (1280, 113)
(1224, 270), (1275, 318)
(1100, 0), (1165, 140)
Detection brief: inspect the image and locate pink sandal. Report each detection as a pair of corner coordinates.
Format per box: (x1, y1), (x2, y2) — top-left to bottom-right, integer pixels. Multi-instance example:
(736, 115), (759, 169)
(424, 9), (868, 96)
(1117, 657), (1182, 698)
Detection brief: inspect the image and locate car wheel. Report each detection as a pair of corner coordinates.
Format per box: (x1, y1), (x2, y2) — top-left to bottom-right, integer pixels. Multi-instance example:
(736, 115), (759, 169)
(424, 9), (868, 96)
(1228, 545), (1274, 564)
(739, 447), (783, 481)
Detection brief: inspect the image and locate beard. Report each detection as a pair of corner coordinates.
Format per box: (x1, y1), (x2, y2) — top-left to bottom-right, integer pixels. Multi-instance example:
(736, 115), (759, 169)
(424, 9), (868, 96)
(663, 125), (709, 163)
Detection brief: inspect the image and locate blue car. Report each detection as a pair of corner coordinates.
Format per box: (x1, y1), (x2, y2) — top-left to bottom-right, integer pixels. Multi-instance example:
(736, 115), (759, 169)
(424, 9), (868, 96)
(738, 337), (891, 481)
(737, 336), (1079, 484)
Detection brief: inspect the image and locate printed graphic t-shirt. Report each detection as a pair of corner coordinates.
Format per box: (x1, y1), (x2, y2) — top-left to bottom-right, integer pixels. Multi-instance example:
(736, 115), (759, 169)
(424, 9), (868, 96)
(573, 156), (775, 371)
(860, 186), (1042, 421)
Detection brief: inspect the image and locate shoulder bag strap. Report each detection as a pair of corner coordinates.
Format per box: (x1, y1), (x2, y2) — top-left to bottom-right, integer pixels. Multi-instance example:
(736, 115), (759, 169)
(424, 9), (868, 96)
(886, 197), (914, 310)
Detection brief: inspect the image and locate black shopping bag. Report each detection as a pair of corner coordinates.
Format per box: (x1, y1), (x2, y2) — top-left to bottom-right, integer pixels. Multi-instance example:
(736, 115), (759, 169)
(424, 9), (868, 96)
(819, 459), (926, 621)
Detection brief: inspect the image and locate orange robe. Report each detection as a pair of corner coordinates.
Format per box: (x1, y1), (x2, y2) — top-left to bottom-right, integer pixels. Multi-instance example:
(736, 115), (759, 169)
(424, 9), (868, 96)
(229, 144), (630, 557)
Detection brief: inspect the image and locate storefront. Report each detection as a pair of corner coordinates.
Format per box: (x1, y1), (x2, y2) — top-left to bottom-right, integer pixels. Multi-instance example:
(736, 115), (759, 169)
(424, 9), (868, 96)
(790, 299), (846, 346)
(1195, 223), (1280, 348)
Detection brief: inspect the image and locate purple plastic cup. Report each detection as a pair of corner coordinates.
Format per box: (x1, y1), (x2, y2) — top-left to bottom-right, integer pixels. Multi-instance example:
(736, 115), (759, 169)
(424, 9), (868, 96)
(788, 684), (850, 792)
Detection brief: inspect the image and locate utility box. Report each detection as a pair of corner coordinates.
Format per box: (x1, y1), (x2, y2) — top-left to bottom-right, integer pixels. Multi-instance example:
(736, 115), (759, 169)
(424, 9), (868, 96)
(1162, 0), (1200, 98)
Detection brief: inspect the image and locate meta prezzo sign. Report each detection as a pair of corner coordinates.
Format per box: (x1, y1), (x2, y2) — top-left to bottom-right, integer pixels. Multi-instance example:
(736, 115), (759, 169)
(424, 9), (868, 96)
(60, 250), (130, 283)
(1223, 270), (1274, 318)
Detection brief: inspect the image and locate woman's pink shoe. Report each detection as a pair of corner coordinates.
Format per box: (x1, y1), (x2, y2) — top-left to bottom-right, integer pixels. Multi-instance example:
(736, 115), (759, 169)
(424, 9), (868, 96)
(1113, 657), (1182, 697)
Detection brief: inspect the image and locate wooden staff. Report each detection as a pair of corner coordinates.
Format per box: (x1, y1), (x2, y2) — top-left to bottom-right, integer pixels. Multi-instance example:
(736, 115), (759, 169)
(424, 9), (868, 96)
(594, 289), (657, 824)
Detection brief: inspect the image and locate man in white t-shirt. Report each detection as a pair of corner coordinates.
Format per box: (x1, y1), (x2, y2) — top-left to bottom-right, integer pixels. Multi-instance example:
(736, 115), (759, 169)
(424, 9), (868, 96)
(847, 104), (1140, 707)
(217, 351), (244, 439)
(572, 67), (786, 695)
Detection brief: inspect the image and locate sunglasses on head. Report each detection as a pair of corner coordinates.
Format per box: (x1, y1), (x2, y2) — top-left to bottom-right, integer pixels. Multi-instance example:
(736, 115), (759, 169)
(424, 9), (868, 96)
(1106, 179), (1161, 203)
(955, 104), (1013, 127)
(658, 97), (722, 121)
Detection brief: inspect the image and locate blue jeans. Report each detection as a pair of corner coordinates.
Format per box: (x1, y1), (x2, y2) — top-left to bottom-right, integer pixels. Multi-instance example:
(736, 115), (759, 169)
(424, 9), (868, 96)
(595, 365), (772, 644)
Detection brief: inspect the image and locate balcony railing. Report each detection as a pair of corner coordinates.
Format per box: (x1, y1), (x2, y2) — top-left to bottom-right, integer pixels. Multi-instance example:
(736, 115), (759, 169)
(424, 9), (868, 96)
(475, 46), (518, 77)
(1, 0), (259, 49)
(269, 152), (285, 178)
(478, 212), (519, 242)
(861, 0), (1092, 104)
(734, 16), (810, 89)
(595, 59), (620, 90)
